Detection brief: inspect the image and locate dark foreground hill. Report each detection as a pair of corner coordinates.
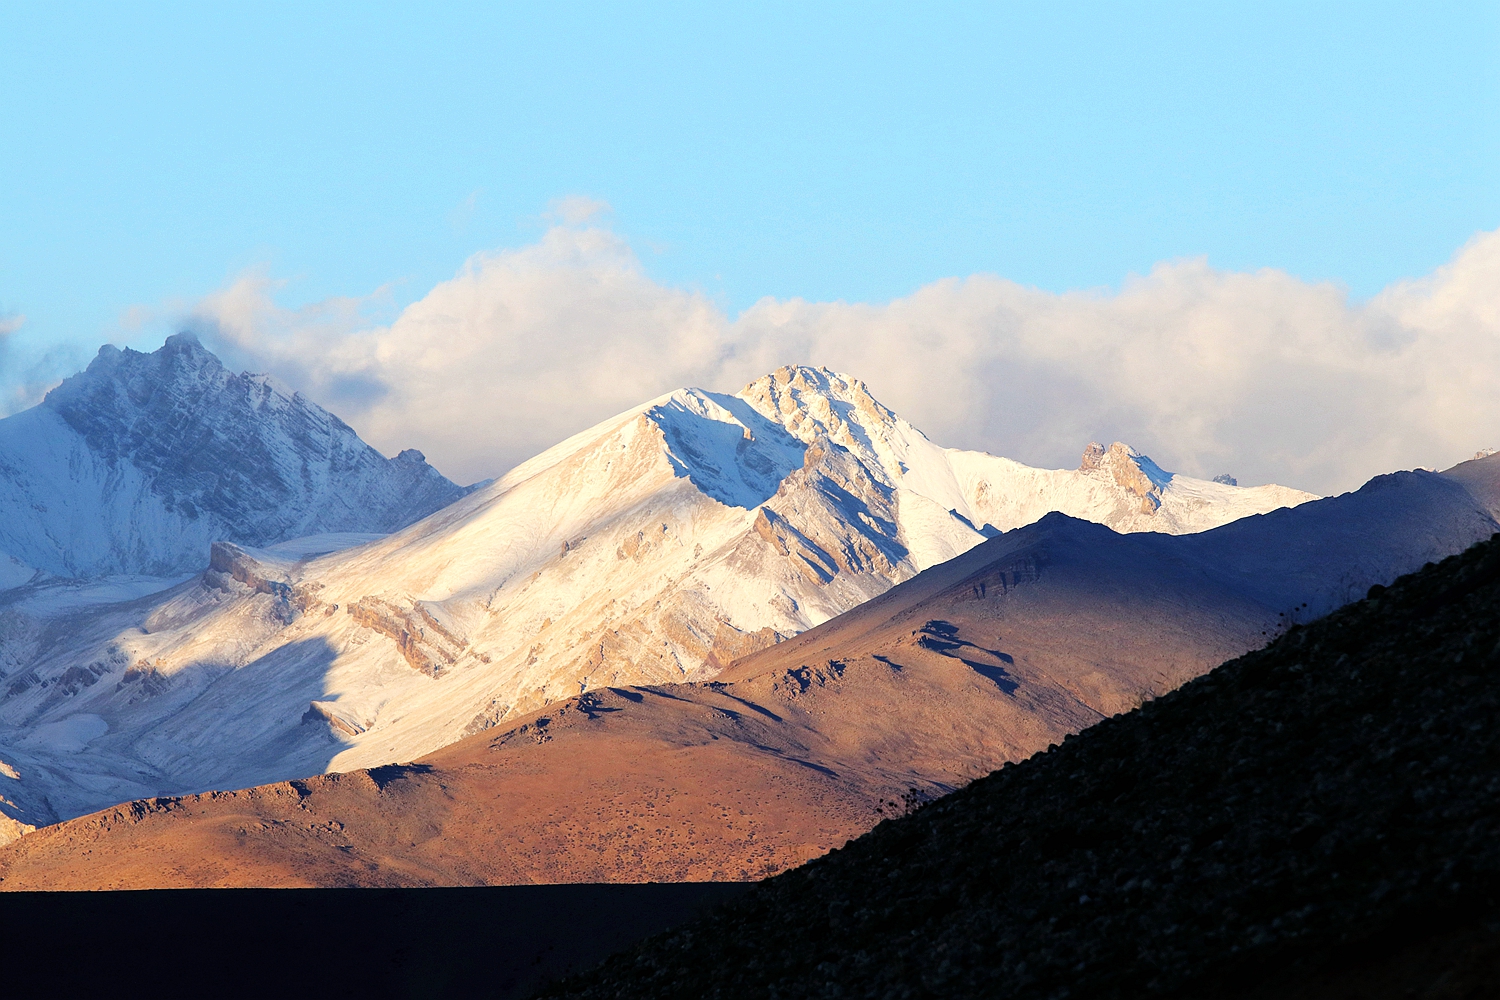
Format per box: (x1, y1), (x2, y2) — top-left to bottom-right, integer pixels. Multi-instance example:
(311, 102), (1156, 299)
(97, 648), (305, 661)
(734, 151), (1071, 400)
(540, 530), (1500, 1000)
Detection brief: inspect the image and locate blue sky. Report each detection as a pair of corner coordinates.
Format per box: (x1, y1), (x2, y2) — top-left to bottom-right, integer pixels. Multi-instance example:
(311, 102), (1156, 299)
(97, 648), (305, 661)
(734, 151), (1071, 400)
(4, 5), (1496, 341)
(1, 3), (1498, 491)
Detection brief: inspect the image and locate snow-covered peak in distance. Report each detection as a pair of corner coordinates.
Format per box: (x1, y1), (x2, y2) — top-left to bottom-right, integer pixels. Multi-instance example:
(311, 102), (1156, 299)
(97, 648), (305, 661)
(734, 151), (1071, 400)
(0, 333), (471, 582)
(0, 362), (1325, 831)
(654, 366), (1312, 541)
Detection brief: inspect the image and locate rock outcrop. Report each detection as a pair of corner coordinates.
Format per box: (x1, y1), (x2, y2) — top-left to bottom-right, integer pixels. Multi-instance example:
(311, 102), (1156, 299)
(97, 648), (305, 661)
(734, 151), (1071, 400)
(1079, 440), (1168, 514)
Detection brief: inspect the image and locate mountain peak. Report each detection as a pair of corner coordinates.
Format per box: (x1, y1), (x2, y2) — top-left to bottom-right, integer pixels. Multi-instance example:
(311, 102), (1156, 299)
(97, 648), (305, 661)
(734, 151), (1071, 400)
(741, 366), (889, 417)
(735, 365), (905, 476)
(3, 338), (469, 578)
(157, 331), (222, 372)
(1079, 441), (1173, 513)
(162, 330), (207, 352)
(51, 333), (224, 406)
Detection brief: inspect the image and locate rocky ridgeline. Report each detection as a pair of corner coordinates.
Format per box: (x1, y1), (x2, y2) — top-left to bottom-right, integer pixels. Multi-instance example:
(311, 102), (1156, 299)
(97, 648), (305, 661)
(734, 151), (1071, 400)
(542, 530), (1500, 999)
(0, 333), (470, 579)
(44, 333), (469, 540)
(204, 541), (319, 621)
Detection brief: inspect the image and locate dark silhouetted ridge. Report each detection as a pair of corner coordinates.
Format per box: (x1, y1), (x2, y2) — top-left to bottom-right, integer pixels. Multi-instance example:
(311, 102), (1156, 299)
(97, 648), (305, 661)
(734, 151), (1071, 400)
(541, 530), (1500, 999)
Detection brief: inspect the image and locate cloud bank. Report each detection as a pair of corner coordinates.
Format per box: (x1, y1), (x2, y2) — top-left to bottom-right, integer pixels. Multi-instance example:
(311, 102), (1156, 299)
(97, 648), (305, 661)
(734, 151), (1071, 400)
(0, 313), (62, 415)
(190, 219), (1500, 496)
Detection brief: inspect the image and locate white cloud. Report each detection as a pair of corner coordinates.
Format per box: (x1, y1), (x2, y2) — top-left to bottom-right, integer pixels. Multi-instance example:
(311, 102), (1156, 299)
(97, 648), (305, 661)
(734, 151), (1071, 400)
(190, 216), (1500, 496)
(0, 313), (79, 417)
(193, 225), (732, 485)
(546, 195), (610, 226)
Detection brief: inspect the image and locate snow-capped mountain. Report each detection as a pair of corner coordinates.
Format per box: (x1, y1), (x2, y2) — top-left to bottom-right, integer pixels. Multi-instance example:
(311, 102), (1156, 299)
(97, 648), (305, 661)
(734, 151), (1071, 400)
(0, 333), (469, 583)
(0, 364), (1317, 833)
(9, 467), (1495, 888)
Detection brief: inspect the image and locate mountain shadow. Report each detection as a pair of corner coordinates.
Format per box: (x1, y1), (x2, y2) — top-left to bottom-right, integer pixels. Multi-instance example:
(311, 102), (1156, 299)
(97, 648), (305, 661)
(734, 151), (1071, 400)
(0, 629), (352, 832)
(650, 390), (806, 509)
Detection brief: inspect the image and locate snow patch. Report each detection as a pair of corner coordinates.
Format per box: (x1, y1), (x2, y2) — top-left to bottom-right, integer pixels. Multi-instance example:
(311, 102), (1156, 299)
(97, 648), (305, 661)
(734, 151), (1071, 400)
(21, 715), (109, 753)
(263, 532), (388, 559)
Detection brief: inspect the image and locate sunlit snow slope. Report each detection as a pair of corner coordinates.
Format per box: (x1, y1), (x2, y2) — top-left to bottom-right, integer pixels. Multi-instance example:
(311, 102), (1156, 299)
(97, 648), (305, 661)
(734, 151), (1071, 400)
(0, 365), (1315, 831)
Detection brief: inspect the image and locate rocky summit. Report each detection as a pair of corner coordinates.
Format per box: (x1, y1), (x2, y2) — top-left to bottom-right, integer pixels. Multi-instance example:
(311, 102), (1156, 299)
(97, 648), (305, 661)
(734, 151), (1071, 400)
(540, 529), (1500, 999)
(0, 333), (468, 581)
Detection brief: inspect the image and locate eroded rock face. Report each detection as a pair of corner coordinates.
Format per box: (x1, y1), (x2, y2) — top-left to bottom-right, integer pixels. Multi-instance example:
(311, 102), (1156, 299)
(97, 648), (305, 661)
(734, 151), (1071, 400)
(205, 542), (320, 624)
(345, 598), (463, 677)
(0, 812), (34, 848)
(301, 701), (365, 737)
(1080, 441), (1167, 515)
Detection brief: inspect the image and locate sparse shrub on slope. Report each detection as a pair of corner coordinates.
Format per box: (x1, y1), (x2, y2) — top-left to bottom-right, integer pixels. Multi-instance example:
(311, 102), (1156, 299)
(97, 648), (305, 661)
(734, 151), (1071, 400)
(541, 531), (1500, 1000)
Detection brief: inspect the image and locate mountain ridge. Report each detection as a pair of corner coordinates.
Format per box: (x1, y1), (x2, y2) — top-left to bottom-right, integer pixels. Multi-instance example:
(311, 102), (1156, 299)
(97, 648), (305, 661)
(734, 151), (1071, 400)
(0, 362), (1329, 834)
(0, 333), (469, 581)
(3, 455), (1494, 883)
(535, 525), (1500, 1000)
